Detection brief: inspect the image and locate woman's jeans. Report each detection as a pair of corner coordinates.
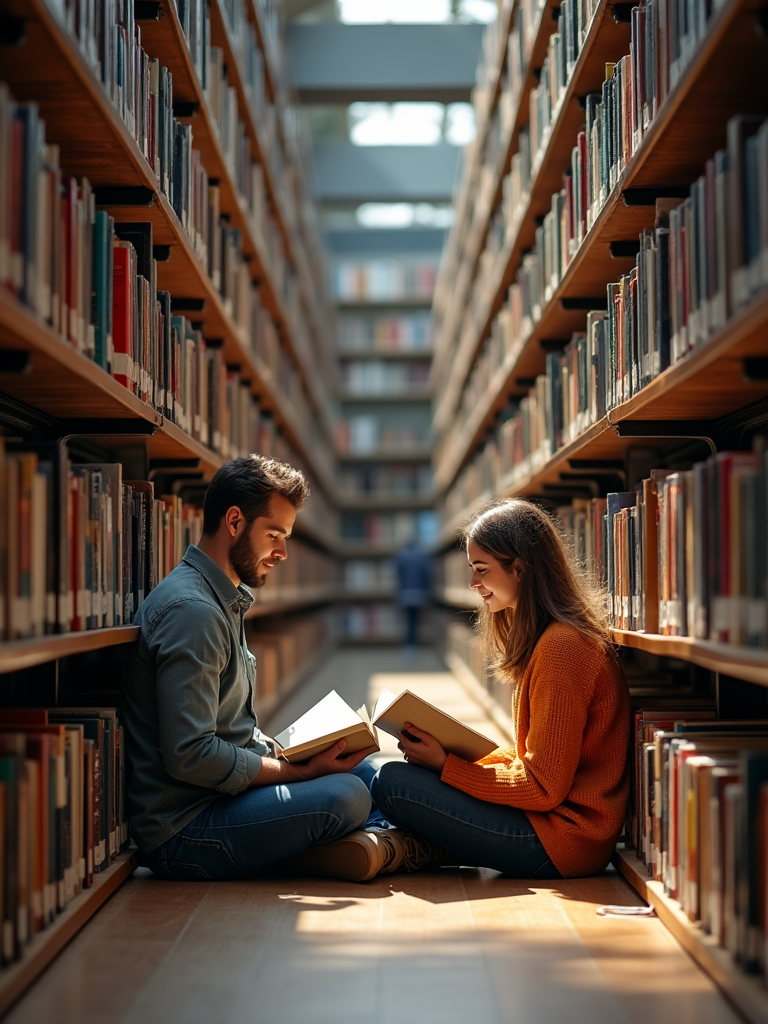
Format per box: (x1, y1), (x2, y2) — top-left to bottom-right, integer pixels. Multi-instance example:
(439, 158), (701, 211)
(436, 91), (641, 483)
(143, 762), (378, 881)
(143, 758), (560, 881)
(371, 761), (561, 879)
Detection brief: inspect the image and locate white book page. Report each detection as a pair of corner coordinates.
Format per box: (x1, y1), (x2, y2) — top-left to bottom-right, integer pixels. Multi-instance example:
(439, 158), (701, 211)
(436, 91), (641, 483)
(274, 690), (363, 750)
(372, 688), (398, 720)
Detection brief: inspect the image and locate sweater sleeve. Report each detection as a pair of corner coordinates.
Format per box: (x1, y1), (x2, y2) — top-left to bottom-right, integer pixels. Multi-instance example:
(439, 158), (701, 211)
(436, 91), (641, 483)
(440, 641), (595, 811)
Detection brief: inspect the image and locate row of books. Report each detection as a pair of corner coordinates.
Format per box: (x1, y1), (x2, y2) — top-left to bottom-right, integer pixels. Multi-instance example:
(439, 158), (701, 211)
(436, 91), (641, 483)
(0, 708), (129, 964)
(0, 85), (323, 458)
(44, 0), (317, 349)
(246, 610), (333, 707)
(439, 113), (768, 498)
(338, 463), (433, 499)
(338, 312), (433, 353)
(332, 261), (437, 303)
(336, 418), (430, 456)
(341, 510), (438, 547)
(0, 441), (204, 640)
(555, 443), (768, 645)
(434, 0), (599, 357)
(343, 559), (396, 593)
(439, 0), (740, 423)
(630, 710), (768, 974)
(339, 360), (431, 395)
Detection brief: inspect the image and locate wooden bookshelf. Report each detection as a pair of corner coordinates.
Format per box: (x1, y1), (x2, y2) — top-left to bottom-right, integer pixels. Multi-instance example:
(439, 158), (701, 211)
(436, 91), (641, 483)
(440, 0), (515, 301)
(611, 630), (768, 687)
(0, 628), (140, 675)
(1, 0), (336, 471)
(433, 286), (768, 516)
(614, 850), (768, 1024)
(0, 292), (336, 501)
(0, 851), (138, 1019)
(433, 0), (768, 486)
(434, 0), (634, 433)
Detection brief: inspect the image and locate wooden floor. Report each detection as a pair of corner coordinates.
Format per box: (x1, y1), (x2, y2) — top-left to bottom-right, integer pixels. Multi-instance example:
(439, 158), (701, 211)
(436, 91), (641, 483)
(4, 647), (742, 1024)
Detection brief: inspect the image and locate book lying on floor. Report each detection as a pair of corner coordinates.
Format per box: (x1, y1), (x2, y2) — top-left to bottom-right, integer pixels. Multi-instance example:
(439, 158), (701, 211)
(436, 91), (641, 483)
(273, 690), (379, 763)
(273, 688), (500, 765)
(372, 689), (499, 762)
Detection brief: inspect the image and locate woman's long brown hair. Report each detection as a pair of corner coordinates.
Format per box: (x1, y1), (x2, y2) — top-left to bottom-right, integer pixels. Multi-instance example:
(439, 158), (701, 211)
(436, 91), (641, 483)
(460, 499), (611, 681)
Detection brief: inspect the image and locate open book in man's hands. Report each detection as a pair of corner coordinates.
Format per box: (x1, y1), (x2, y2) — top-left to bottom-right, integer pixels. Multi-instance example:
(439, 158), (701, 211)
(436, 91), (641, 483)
(372, 689), (499, 762)
(273, 690), (379, 763)
(274, 687), (499, 765)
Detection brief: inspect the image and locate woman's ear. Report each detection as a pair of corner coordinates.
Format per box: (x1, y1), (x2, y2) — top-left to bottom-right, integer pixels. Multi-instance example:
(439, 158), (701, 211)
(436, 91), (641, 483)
(512, 558), (524, 581)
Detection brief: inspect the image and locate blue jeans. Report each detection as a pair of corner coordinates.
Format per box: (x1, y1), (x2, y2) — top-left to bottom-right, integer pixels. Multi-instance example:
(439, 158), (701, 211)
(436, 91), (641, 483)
(371, 762), (562, 879)
(143, 762), (376, 881)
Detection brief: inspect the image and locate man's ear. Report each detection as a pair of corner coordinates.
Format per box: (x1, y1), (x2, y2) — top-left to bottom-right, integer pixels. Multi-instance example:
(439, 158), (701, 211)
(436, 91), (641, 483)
(224, 506), (244, 538)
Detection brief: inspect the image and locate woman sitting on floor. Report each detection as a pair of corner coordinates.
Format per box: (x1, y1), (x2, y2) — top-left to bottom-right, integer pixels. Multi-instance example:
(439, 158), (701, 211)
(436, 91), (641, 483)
(371, 498), (631, 880)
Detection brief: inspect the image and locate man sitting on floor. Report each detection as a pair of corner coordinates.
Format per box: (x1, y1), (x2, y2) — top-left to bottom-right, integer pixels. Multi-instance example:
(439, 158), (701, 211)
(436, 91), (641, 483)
(122, 455), (433, 882)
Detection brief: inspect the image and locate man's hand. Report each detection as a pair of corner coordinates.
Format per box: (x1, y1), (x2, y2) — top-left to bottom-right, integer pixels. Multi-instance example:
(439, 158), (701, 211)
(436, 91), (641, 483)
(249, 738), (377, 787)
(397, 722), (448, 774)
(305, 739), (378, 777)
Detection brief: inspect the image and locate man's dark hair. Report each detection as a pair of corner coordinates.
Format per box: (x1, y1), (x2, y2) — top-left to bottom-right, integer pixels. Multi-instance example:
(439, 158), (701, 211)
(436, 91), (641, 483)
(202, 455), (310, 535)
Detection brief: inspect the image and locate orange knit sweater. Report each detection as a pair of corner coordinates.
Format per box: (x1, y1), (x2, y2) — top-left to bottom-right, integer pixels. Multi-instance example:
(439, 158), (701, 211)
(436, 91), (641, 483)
(441, 621), (630, 878)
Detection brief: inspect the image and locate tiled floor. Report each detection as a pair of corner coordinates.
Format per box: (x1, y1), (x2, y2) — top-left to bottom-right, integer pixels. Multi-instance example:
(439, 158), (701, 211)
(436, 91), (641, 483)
(4, 647), (741, 1024)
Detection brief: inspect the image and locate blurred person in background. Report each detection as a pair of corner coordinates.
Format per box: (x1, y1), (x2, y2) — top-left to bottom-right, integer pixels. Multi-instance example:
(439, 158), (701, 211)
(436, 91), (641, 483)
(394, 537), (433, 658)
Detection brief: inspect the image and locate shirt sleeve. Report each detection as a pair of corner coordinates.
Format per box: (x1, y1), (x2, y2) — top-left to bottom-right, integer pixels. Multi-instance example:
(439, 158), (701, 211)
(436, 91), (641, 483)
(440, 652), (593, 811)
(147, 598), (262, 793)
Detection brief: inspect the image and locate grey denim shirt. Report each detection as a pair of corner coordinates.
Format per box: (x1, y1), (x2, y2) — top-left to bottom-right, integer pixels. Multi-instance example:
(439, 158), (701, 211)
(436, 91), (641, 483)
(122, 544), (272, 855)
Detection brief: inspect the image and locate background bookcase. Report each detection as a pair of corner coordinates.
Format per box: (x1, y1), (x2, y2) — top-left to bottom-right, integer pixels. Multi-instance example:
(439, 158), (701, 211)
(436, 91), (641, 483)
(431, 0), (768, 1018)
(0, 0), (341, 1007)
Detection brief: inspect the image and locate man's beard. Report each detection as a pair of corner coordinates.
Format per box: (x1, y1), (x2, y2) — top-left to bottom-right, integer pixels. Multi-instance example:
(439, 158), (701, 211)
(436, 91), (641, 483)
(229, 528), (268, 589)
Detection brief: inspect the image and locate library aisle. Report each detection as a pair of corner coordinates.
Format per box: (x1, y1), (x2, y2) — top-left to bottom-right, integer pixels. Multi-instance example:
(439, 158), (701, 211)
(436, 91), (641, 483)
(2, 649), (740, 1024)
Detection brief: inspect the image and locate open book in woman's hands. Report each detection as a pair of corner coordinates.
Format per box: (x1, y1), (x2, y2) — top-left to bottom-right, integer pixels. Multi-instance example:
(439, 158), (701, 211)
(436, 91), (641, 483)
(274, 688), (499, 764)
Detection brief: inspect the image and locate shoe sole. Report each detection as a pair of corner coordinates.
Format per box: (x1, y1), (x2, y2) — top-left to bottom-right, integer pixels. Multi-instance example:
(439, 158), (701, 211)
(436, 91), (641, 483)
(286, 838), (380, 883)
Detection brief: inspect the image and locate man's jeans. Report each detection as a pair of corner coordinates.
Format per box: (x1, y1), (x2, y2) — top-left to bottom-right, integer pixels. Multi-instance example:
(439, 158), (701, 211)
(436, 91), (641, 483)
(371, 761), (561, 879)
(143, 762), (377, 881)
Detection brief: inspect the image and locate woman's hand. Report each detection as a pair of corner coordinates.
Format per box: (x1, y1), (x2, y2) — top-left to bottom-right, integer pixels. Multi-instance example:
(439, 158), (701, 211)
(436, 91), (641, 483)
(397, 722), (448, 774)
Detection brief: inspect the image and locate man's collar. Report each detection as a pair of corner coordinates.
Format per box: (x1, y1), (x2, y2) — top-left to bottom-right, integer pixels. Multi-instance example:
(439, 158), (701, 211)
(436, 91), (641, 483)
(182, 545), (254, 610)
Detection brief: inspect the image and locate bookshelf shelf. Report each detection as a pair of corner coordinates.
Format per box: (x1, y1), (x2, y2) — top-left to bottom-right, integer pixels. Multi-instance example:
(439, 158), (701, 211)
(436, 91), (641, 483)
(338, 390), (433, 403)
(246, 586), (341, 619)
(336, 299), (434, 311)
(337, 494), (434, 510)
(337, 541), (405, 558)
(435, 265), (768, 495)
(337, 448), (433, 463)
(339, 587), (395, 602)
(435, 0), (633, 410)
(0, 850), (138, 1018)
(433, 0), (768, 458)
(338, 349), (434, 361)
(1, 0), (335, 461)
(444, 0), (515, 283)
(0, 628), (141, 675)
(611, 630), (768, 687)
(613, 849), (768, 1024)
(0, 294), (337, 505)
